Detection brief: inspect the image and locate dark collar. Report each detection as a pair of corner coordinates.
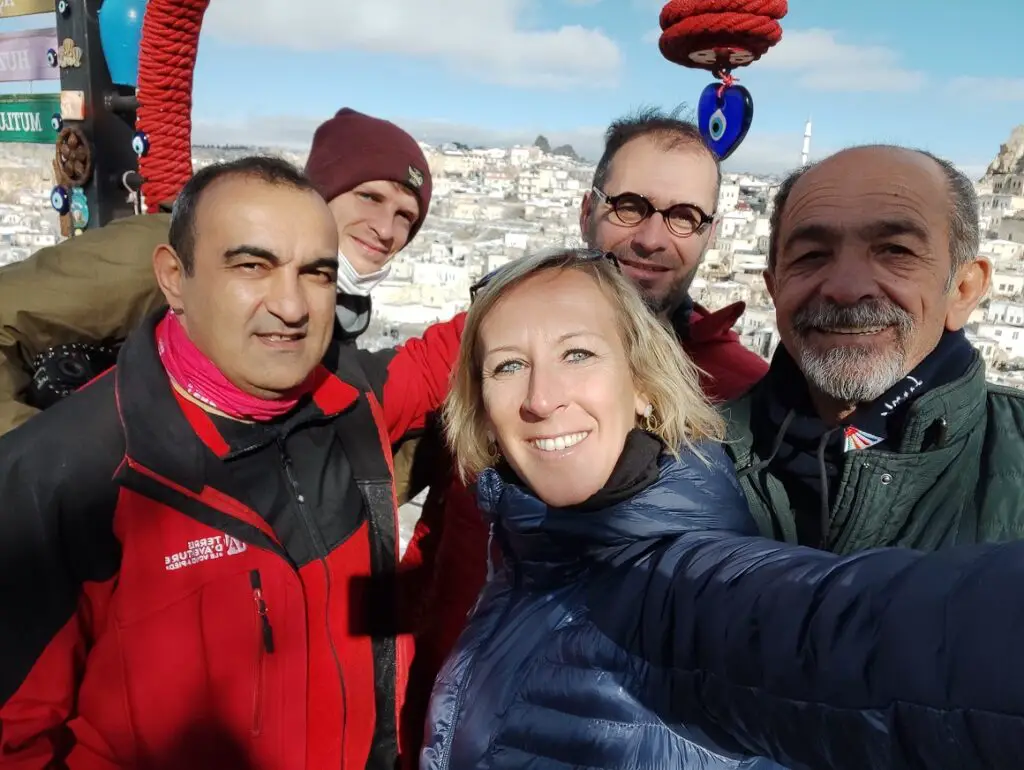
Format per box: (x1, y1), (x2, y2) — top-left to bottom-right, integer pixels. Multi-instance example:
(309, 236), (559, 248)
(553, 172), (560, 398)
(476, 440), (754, 579)
(336, 293), (372, 341)
(113, 310), (361, 492)
(734, 338), (985, 459)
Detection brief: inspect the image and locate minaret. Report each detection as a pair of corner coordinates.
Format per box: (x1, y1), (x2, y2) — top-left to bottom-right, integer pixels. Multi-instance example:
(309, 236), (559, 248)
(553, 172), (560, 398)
(800, 117), (812, 167)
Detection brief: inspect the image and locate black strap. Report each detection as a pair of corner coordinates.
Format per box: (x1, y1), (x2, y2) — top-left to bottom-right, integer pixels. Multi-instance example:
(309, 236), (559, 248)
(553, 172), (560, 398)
(322, 336), (390, 405)
(329, 392), (399, 770)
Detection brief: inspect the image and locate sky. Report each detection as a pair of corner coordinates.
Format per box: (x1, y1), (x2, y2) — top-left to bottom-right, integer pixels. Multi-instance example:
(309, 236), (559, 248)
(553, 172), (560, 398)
(1, 0), (1021, 177)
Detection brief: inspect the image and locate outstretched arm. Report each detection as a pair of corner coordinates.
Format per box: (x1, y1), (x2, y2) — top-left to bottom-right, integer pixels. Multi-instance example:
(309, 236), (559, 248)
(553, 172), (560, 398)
(619, 531), (1024, 770)
(358, 313), (466, 444)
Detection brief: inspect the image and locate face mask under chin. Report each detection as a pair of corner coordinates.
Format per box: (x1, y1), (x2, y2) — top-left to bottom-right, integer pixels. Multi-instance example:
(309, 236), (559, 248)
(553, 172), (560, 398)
(335, 250), (392, 297)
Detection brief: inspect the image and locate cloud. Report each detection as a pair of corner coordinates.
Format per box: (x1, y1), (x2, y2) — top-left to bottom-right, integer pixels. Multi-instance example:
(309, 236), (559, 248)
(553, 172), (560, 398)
(757, 29), (926, 93)
(947, 76), (1024, 102)
(202, 0), (621, 89)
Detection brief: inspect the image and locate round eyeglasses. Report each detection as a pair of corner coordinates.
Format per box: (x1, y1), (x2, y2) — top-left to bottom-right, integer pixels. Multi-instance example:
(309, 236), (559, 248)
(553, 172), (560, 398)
(592, 187), (715, 238)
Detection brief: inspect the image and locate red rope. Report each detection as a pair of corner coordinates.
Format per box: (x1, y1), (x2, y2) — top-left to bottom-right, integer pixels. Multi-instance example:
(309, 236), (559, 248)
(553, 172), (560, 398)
(716, 72), (736, 99)
(659, 0), (786, 71)
(136, 0), (210, 212)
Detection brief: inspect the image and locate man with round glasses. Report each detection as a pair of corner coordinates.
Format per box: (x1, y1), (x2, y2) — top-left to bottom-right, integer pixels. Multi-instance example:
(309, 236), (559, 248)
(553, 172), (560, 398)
(585, 187), (714, 308)
(579, 106), (768, 396)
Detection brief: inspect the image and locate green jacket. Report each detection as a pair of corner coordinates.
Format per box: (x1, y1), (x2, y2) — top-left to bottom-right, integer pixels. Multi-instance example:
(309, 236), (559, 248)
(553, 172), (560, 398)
(721, 357), (1024, 553)
(0, 214), (169, 436)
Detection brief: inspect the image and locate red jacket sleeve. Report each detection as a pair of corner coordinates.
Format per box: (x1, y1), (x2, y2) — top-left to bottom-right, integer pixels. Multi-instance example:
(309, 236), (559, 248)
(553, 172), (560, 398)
(1, 581), (120, 770)
(359, 312), (466, 445)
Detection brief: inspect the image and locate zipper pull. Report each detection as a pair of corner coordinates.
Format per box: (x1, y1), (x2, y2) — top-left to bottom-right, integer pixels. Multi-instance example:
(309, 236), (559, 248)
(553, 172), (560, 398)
(249, 570), (275, 654)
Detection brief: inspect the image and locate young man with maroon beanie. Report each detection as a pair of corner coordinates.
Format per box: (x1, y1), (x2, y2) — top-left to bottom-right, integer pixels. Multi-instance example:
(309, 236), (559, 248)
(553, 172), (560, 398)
(301, 108), (440, 508)
(304, 107), (433, 339)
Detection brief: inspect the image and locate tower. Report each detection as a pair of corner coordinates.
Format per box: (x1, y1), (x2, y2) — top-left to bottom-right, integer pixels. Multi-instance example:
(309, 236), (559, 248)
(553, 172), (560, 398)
(800, 117), (812, 167)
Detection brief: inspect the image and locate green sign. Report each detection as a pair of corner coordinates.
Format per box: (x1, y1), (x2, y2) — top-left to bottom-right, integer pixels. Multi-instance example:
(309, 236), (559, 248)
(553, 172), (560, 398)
(0, 0), (54, 19)
(0, 93), (59, 143)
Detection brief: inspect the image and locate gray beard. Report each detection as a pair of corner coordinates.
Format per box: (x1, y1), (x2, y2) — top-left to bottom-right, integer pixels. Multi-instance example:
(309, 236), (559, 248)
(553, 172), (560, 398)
(798, 344), (907, 403)
(789, 297), (915, 405)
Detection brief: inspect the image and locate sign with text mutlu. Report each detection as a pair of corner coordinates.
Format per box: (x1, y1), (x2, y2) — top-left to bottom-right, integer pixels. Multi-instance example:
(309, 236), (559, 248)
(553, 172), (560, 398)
(0, 93), (60, 143)
(0, 28), (58, 82)
(0, 0), (54, 18)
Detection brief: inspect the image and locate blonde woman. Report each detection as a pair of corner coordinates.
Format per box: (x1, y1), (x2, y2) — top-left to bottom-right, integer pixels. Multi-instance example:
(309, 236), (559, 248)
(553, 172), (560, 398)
(423, 247), (781, 769)
(421, 248), (1024, 770)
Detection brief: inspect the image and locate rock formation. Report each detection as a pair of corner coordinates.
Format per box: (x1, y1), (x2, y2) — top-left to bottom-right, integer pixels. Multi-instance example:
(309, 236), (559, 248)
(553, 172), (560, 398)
(985, 125), (1024, 178)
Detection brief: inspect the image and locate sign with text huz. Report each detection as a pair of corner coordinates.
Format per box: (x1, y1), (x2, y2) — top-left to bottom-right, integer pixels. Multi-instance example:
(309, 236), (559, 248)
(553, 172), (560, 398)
(0, 0), (54, 18)
(0, 28), (58, 82)
(0, 94), (60, 143)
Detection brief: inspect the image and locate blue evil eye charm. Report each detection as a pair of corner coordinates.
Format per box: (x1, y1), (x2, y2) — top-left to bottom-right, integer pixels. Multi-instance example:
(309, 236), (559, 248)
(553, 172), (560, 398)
(697, 82), (754, 161)
(131, 131), (149, 156)
(50, 186), (71, 214)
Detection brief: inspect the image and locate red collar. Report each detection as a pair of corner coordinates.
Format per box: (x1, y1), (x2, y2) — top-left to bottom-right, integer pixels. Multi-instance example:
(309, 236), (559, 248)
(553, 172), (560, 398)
(686, 301), (746, 343)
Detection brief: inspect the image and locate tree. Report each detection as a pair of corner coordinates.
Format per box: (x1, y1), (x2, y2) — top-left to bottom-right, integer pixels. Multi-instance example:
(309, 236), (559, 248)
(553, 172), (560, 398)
(533, 135), (551, 153)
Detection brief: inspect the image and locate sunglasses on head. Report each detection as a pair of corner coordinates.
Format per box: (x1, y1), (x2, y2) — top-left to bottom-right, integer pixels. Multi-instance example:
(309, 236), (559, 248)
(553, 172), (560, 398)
(469, 250), (620, 303)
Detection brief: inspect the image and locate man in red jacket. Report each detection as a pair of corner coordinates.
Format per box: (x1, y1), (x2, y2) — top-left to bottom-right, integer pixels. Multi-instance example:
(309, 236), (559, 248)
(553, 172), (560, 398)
(0, 156), (463, 770)
(400, 108), (769, 746)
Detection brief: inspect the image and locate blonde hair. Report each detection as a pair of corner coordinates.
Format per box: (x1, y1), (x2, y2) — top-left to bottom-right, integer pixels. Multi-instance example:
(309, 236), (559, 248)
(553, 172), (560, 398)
(444, 248), (725, 481)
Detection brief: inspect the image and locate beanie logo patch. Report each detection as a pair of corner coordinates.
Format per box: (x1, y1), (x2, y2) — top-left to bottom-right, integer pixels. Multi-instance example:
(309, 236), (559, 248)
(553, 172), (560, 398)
(407, 165), (425, 189)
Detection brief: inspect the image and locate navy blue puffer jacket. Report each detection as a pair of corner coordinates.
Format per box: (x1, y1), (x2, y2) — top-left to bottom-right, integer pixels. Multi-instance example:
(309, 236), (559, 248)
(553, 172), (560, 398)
(420, 443), (784, 769)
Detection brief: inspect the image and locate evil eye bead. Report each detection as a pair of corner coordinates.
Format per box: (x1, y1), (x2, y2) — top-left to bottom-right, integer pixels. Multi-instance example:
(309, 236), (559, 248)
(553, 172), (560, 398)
(46, 48), (58, 67)
(50, 186), (71, 214)
(50, 113), (63, 131)
(708, 108), (727, 141)
(58, 0), (70, 16)
(131, 131), (149, 157)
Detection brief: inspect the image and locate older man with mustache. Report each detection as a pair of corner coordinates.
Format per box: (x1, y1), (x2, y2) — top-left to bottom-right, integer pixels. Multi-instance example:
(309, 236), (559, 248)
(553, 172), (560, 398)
(722, 144), (1024, 552)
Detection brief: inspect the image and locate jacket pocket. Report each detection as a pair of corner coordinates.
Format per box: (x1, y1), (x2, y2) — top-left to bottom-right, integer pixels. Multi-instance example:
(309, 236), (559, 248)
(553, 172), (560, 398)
(109, 567), (273, 763)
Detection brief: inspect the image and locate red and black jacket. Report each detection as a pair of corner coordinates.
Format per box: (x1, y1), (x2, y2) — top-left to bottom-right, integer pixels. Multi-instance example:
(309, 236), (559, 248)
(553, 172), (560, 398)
(0, 309), (464, 770)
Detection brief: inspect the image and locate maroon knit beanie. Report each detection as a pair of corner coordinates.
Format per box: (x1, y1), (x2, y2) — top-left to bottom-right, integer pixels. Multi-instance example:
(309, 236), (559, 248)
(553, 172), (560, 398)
(304, 108), (432, 240)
